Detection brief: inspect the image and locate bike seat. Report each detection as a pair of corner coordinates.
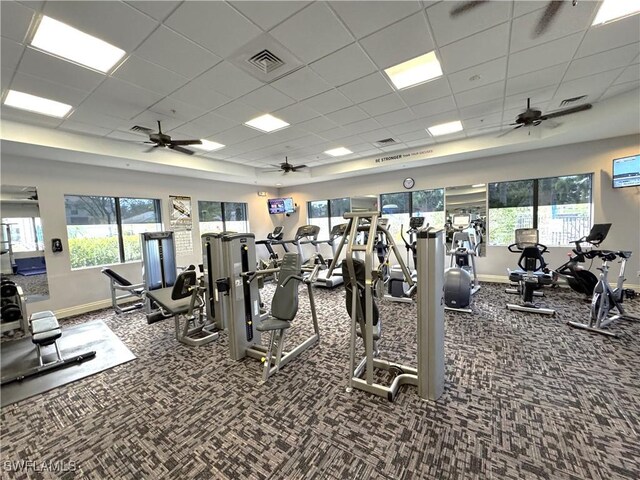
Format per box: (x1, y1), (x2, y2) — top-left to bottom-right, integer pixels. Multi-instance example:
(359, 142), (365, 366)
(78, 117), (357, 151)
(617, 251), (632, 259)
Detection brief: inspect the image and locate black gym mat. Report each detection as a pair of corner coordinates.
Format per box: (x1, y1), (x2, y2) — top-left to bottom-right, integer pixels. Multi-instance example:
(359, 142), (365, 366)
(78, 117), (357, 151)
(0, 319), (136, 407)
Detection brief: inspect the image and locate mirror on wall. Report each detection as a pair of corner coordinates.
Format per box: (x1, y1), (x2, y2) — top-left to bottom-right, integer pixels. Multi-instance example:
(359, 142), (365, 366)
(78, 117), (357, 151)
(444, 184), (487, 256)
(1, 186), (49, 302)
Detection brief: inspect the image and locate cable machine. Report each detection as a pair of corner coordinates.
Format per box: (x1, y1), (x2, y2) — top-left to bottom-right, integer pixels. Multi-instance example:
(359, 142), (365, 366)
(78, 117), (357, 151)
(141, 231), (177, 324)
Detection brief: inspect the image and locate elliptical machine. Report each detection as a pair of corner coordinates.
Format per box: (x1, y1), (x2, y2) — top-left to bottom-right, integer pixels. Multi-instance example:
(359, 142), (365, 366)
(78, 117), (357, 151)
(385, 217), (425, 303)
(444, 215), (480, 313)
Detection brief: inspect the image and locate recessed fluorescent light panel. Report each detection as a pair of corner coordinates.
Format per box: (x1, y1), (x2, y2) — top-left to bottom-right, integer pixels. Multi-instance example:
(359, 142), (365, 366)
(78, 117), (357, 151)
(4, 90), (72, 118)
(592, 0), (640, 25)
(472, 184), (484, 188)
(244, 114), (289, 133)
(427, 120), (463, 137)
(193, 140), (225, 151)
(325, 147), (352, 157)
(31, 16), (125, 73)
(384, 51), (443, 90)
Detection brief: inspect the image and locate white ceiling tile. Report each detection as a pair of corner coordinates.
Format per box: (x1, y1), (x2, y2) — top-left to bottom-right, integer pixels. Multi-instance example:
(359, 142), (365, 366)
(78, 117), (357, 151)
(1, 68), (15, 91)
(405, 138), (436, 148)
(454, 80), (505, 108)
(214, 101), (262, 123)
(240, 85), (295, 112)
(67, 106), (127, 130)
(149, 96), (210, 124)
(378, 142), (408, 152)
(10, 71), (90, 106)
(301, 89), (353, 114)
(461, 111), (504, 131)
(43, 1), (158, 52)
(1, 38), (25, 71)
(81, 77), (163, 120)
(170, 74), (231, 111)
(171, 121), (228, 140)
(398, 77), (452, 106)
(134, 26), (221, 79)
(504, 86), (555, 112)
(564, 43), (640, 82)
(319, 126), (358, 141)
(505, 63), (568, 97)
(1, 1), (34, 43)
(297, 115), (339, 132)
(338, 72), (394, 104)
(448, 57), (507, 94)
(270, 2), (353, 64)
(126, 1), (180, 21)
(358, 128), (394, 142)
(508, 32), (583, 78)
(329, 0), (422, 39)
(374, 108), (417, 127)
(17, 1), (44, 11)
(192, 61), (262, 100)
(1, 106), (63, 127)
(395, 129), (431, 143)
(309, 43), (377, 87)
(212, 125), (261, 145)
(191, 111), (238, 135)
(166, 1), (262, 57)
(334, 117), (380, 135)
(273, 103), (319, 124)
(513, 1), (547, 18)
(411, 95), (456, 118)
(551, 68), (625, 108)
(387, 119), (427, 135)
(113, 55), (188, 96)
(128, 111), (185, 134)
(271, 67), (331, 101)
(59, 119), (114, 137)
(440, 22), (509, 74)
(18, 47), (106, 93)
(359, 93), (406, 116)
(325, 106), (369, 125)
(613, 63), (640, 86)
(360, 12), (434, 70)
(279, 133), (326, 149)
(106, 129), (150, 143)
(427, 0), (510, 47)
(509, 1), (598, 53)
(459, 98), (503, 120)
(601, 81), (640, 101)
(230, 1), (310, 31)
(577, 15), (640, 58)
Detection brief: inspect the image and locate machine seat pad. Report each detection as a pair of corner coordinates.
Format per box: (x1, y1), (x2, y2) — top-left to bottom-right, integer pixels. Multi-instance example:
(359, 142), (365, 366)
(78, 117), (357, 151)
(256, 318), (291, 332)
(29, 312), (62, 345)
(32, 329), (62, 345)
(509, 269), (552, 282)
(146, 287), (192, 316)
(30, 310), (56, 321)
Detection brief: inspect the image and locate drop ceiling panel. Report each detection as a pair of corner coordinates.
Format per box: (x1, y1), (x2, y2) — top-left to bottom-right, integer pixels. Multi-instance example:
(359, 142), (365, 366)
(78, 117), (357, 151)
(387, 119), (427, 135)
(448, 57), (507, 94)
(504, 86), (555, 111)
(513, 1), (546, 18)
(329, 1), (421, 40)
(1, 68), (15, 91)
(1, 107), (63, 127)
(190, 111), (237, 135)
(240, 85), (295, 112)
(271, 67), (331, 101)
(190, 61), (262, 100)
(1, 1), (34, 43)
(613, 63), (640, 85)
(273, 103), (319, 124)
(113, 55), (188, 96)
(59, 119), (115, 137)
(270, 2), (354, 64)
(338, 72), (394, 104)
(337, 117), (381, 135)
(360, 12), (435, 70)
(67, 106), (128, 130)
(213, 100), (261, 123)
(411, 95), (457, 118)
(134, 26), (221, 79)
(165, 1), (262, 58)
(458, 99), (503, 120)
(213, 125), (261, 145)
(398, 77), (452, 106)
(601, 82), (640, 101)
(374, 108), (416, 128)
(43, 1), (158, 52)
(301, 89), (352, 115)
(297, 115), (339, 133)
(427, 0), (510, 47)
(505, 63), (568, 97)
(552, 69), (626, 107)
(1, 38), (25, 72)
(10, 71), (90, 106)
(577, 15), (640, 58)
(462, 111), (504, 131)
(149, 96), (210, 124)
(170, 72), (231, 111)
(129, 110), (185, 133)
(309, 43), (377, 87)
(126, 1), (180, 21)
(439, 22), (509, 74)
(564, 43), (639, 82)
(454, 80), (505, 108)
(395, 129), (431, 143)
(359, 93), (406, 116)
(324, 105), (369, 126)
(229, 1), (310, 31)
(507, 32), (583, 78)
(81, 77), (163, 120)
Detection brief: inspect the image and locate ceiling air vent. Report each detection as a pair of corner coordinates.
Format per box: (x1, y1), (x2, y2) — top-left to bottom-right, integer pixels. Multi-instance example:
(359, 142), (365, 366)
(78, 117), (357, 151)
(560, 95), (587, 107)
(248, 49), (285, 75)
(376, 138), (398, 146)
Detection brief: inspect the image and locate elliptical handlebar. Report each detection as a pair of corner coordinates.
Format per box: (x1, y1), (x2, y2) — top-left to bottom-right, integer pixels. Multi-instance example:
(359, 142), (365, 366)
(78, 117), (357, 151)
(583, 249), (627, 262)
(507, 242), (548, 254)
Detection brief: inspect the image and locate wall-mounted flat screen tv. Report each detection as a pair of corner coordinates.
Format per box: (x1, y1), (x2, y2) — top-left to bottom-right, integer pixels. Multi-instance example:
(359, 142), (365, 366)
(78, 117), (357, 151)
(612, 154), (640, 188)
(267, 197), (295, 214)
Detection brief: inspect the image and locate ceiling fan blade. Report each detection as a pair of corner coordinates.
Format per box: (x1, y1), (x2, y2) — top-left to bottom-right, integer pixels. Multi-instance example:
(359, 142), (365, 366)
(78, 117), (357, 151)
(291, 165), (307, 172)
(540, 103), (592, 120)
(497, 128), (515, 138)
(169, 139), (202, 146)
(143, 145), (161, 153)
(262, 169), (283, 173)
(168, 144), (196, 155)
(534, 1), (564, 37)
(450, 0), (488, 17)
(131, 125), (154, 135)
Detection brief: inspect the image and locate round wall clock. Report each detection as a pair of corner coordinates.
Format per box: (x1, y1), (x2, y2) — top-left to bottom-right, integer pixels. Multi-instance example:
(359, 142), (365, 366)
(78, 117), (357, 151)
(403, 177), (415, 189)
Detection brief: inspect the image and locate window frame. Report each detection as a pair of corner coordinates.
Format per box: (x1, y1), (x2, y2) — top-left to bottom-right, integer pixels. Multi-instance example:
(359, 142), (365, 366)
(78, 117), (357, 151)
(306, 197), (351, 235)
(197, 200), (249, 233)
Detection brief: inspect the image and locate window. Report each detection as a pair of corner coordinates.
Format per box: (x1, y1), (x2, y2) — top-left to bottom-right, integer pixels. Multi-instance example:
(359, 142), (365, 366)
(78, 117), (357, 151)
(1, 217), (44, 252)
(306, 197), (350, 239)
(198, 201), (249, 234)
(489, 174), (592, 246)
(412, 188), (445, 229)
(380, 189), (445, 242)
(65, 195), (161, 269)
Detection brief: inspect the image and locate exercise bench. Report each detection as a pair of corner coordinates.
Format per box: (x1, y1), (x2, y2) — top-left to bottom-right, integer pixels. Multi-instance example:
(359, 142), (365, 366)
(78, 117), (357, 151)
(1, 311), (96, 386)
(102, 268), (145, 314)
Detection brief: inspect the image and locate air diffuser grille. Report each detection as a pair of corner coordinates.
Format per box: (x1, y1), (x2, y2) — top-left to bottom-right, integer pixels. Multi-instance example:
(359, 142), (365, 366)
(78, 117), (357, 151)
(376, 138), (397, 146)
(247, 49), (285, 74)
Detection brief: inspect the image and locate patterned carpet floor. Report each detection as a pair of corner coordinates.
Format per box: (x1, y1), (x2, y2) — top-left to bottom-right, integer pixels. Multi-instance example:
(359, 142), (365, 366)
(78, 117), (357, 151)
(1, 282), (639, 480)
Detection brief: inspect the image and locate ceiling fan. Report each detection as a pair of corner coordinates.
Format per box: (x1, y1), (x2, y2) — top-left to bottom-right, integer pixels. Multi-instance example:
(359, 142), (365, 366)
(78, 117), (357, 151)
(499, 97), (592, 136)
(130, 120), (202, 155)
(263, 157), (307, 174)
(450, 1), (578, 37)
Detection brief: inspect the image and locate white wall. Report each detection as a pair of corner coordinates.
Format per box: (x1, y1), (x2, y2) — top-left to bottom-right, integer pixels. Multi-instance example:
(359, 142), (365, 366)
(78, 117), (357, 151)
(1, 154), (280, 316)
(280, 134), (640, 286)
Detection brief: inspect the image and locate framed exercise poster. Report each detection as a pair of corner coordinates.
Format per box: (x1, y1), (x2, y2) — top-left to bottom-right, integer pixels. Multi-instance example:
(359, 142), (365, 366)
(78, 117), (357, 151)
(169, 195), (193, 254)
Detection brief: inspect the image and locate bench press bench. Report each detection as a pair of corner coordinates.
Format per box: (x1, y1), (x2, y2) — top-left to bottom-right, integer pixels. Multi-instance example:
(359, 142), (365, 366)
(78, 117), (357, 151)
(1, 311), (96, 386)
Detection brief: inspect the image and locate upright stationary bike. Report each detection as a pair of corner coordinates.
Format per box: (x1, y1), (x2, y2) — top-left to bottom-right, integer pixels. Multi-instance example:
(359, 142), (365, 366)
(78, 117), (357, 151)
(568, 249), (638, 337)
